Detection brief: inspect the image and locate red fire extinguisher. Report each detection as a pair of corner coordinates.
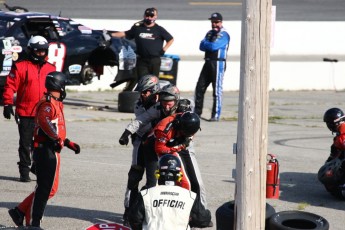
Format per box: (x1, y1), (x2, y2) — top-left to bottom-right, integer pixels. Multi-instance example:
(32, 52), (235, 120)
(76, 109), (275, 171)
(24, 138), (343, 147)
(266, 153), (280, 199)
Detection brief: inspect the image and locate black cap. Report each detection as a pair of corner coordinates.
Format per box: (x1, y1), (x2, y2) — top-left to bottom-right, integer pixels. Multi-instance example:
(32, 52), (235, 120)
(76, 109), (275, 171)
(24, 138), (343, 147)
(208, 12), (223, 21)
(144, 8), (155, 17)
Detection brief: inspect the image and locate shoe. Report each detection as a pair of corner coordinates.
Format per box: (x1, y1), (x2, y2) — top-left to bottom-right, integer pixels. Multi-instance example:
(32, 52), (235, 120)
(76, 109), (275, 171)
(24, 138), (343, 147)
(20, 174), (31, 182)
(122, 209), (130, 227)
(8, 207), (24, 226)
(208, 117), (219, 122)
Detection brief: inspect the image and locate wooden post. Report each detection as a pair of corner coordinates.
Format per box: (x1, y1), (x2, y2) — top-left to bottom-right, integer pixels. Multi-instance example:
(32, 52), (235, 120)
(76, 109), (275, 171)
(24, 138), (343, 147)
(234, 0), (272, 229)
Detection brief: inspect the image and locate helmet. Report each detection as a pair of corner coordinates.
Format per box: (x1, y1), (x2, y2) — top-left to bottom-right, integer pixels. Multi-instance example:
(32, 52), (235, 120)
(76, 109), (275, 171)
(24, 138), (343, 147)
(323, 108), (345, 132)
(135, 75), (160, 94)
(159, 84), (180, 115)
(27, 35), (49, 64)
(156, 154), (183, 185)
(175, 111), (200, 137)
(318, 158), (344, 184)
(45, 71), (67, 101)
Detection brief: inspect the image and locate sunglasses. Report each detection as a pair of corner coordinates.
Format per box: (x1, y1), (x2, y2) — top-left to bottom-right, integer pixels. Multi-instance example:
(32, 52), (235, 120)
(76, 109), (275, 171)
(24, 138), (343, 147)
(145, 13), (155, 17)
(141, 89), (152, 94)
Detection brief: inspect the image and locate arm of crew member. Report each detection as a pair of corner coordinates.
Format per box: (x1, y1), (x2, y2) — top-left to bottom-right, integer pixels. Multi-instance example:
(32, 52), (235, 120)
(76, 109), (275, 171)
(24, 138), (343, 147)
(162, 38), (174, 52)
(111, 31), (126, 38)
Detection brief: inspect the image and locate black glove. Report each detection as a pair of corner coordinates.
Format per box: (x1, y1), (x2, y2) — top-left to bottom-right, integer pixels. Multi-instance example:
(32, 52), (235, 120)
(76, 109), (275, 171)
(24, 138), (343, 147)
(3, 104), (14, 119)
(208, 30), (218, 42)
(64, 138), (81, 154)
(119, 129), (131, 145)
(160, 49), (165, 56)
(53, 138), (64, 153)
(176, 99), (192, 113)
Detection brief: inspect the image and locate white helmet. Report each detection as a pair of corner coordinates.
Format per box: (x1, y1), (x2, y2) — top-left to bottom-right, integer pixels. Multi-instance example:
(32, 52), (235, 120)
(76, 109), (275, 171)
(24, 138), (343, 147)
(27, 35), (49, 63)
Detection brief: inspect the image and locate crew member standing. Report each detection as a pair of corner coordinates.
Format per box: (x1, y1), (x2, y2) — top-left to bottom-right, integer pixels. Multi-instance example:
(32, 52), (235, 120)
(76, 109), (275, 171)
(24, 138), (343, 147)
(111, 7), (174, 90)
(8, 72), (81, 228)
(194, 12), (230, 122)
(2, 35), (56, 182)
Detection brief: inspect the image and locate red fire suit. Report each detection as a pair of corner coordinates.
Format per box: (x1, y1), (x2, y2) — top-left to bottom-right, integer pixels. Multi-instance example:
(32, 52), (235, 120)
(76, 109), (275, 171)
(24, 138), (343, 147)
(153, 113), (191, 190)
(17, 95), (66, 226)
(3, 60), (56, 116)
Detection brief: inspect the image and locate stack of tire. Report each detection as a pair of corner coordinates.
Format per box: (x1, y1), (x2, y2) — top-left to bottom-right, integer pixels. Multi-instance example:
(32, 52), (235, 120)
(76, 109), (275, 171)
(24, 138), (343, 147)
(216, 201), (329, 230)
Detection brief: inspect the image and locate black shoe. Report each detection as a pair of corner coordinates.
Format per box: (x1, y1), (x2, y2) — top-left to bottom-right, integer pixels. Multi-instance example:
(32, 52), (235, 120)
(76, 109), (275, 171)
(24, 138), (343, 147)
(8, 207), (24, 226)
(208, 117), (219, 122)
(20, 175), (31, 182)
(123, 211), (130, 227)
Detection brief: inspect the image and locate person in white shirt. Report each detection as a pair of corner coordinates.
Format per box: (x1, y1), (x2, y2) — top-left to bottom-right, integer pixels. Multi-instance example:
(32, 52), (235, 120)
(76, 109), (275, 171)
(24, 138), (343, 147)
(128, 154), (212, 230)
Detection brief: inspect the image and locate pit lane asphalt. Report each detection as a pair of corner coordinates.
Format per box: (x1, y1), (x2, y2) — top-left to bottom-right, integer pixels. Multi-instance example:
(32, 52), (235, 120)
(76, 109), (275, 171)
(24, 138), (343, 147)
(1, 90), (345, 229)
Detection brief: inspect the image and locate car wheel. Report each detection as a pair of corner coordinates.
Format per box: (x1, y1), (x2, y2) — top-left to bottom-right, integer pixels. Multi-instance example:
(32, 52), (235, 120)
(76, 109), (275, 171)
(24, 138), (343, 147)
(216, 200), (276, 230)
(268, 211), (329, 230)
(118, 91), (139, 113)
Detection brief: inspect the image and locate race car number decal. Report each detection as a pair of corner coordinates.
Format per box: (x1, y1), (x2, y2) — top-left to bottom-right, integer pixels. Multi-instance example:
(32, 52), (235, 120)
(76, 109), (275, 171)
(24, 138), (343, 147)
(48, 42), (66, 72)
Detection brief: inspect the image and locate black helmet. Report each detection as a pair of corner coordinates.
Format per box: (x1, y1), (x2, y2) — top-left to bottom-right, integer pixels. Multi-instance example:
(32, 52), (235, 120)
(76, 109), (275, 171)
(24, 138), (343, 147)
(159, 84), (180, 115)
(45, 71), (67, 101)
(323, 108), (345, 132)
(156, 154), (183, 185)
(318, 158), (344, 184)
(175, 111), (200, 137)
(27, 35), (49, 64)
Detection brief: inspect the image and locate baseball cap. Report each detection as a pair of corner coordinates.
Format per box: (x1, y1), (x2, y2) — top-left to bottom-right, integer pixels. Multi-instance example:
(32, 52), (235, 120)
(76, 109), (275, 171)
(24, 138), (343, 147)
(208, 12), (223, 21)
(144, 8), (155, 17)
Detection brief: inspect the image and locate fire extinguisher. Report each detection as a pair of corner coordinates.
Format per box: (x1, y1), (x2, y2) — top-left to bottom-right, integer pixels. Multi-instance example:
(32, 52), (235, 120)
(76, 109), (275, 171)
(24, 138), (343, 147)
(266, 153), (280, 199)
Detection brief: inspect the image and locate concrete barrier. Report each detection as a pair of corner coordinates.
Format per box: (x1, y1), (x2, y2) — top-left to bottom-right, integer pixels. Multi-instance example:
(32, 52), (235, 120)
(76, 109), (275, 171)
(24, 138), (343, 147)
(66, 19), (345, 91)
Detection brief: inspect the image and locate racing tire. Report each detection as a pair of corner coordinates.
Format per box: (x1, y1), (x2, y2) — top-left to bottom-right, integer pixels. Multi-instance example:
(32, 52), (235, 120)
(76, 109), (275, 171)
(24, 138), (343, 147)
(216, 200), (275, 230)
(118, 91), (139, 113)
(268, 211), (329, 230)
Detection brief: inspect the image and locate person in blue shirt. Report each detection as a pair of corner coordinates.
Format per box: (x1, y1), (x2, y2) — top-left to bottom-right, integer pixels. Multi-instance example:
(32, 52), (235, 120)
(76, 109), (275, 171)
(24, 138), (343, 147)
(194, 12), (230, 122)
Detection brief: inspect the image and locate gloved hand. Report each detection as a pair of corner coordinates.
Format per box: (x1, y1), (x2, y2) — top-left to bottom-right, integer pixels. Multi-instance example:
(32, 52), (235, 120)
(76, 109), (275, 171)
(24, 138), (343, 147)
(160, 49), (165, 56)
(119, 129), (131, 145)
(54, 138), (64, 153)
(208, 29), (219, 42)
(64, 138), (81, 154)
(3, 104), (14, 119)
(176, 99), (192, 113)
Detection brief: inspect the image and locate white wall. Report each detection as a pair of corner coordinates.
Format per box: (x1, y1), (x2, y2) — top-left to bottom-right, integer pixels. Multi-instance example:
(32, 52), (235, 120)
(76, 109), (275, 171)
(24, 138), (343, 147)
(66, 19), (345, 92)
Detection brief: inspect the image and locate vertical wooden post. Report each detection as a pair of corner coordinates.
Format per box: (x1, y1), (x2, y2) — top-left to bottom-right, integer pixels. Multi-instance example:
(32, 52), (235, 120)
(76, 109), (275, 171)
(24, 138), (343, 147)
(234, 0), (272, 229)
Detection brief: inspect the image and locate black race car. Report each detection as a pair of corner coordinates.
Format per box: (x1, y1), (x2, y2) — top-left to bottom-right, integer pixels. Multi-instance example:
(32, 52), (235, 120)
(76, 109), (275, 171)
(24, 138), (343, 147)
(0, 4), (137, 95)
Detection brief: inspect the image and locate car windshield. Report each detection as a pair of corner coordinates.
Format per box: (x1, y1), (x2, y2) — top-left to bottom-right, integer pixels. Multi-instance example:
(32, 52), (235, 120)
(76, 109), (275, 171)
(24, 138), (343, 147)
(0, 19), (15, 37)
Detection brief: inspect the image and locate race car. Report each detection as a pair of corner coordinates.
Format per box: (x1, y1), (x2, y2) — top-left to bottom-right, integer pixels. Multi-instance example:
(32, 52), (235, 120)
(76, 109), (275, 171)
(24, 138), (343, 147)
(0, 4), (137, 97)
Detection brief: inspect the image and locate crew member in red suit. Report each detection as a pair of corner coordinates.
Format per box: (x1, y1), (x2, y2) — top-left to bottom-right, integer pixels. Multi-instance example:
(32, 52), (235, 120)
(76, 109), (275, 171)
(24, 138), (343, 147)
(8, 71), (81, 228)
(2, 35), (56, 182)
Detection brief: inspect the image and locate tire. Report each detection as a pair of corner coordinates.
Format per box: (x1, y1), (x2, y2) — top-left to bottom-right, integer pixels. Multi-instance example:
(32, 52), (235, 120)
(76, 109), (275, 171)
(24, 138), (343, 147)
(269, 211), (329, 230)
(118, 91), (139, 113)
(216, 200), (276, 230)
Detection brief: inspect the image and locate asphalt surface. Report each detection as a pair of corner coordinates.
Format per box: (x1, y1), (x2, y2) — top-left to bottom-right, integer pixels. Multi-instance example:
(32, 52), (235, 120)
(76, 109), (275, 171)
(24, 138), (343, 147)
(1, 90), (345, 229)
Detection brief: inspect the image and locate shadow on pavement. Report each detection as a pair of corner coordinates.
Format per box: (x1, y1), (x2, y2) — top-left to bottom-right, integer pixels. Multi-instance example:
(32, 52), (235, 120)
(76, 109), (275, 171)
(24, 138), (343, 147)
(0, 202), (123, 226)
(279, 172), (345, 211)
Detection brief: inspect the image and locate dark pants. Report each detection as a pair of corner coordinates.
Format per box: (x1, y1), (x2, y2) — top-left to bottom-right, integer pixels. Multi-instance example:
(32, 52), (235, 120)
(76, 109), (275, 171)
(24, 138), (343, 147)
(31, 142), (59, 226)
(194, 60), (226, 119)
(17, 116), (35, 177)
(124, 57), (161, 91)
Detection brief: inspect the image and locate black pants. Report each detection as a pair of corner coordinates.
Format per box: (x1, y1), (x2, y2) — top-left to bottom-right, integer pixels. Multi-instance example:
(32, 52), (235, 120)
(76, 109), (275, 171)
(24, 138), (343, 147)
(31, 142), (59, 226)
(17, 116), (35, 176)
(124, 57), (161, 91)
(194, 60), (226, 119)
